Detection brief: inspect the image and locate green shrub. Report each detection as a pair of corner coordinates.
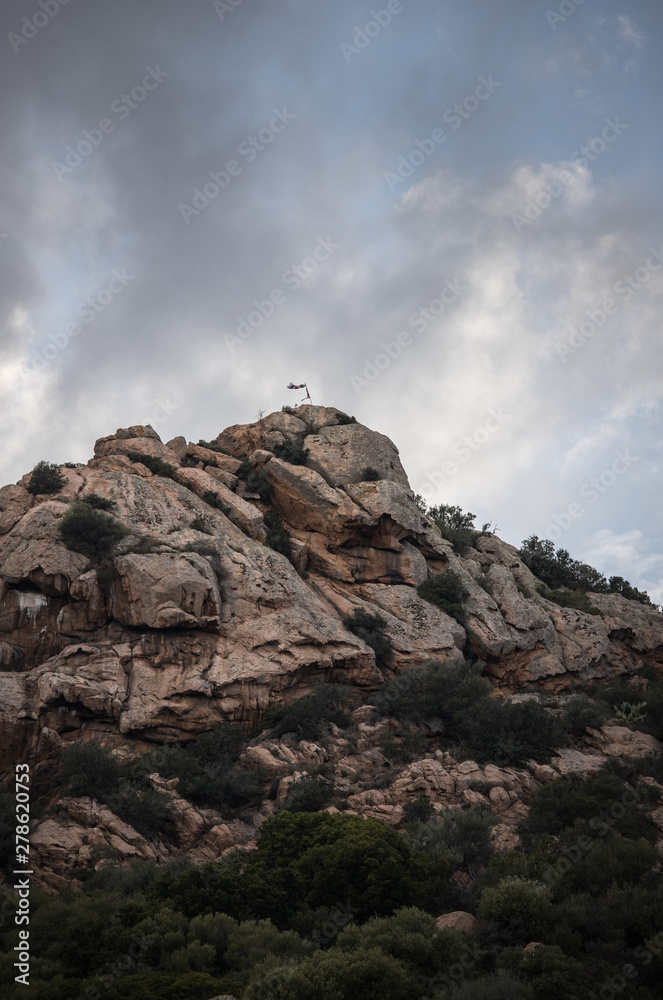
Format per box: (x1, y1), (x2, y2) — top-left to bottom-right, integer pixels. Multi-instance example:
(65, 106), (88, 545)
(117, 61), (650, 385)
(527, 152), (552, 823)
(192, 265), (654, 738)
(273, 440), (309, 465)
(201, 490), (229, 514)
(58, 502), (131, 560)
(426, 504), (477, 554)
(127, 451), (176, 479)
(279, 776), (334, 813)
(404, 806), (495, 868)
(376, 660), (567, 766)
(417, 570), (469, 618)
(561, 694), (609, 736)
(518, 772), (657, 845)
(545, 590), (603, 615)
(115, 787), (176, 840)
(519, 535), (657, 607)
(281, 405), (297, 415)
(402, 797), (434, 824)
(379, 725), (428, 764)
(478, 876), (552, 938)
(267, 684), (355, 742)
(360, 466), (381, 481)
(376, 658), (489, 723)
(197, 439), (232, 455)
(27, 460), (65, 495)
(130, 725), (261, 817)
(343, 608), (393, 668)
(80, 493), (116, 511)
(264, 509), (292, 559)
(236, 460), (272, 500)
(336, 412), (357, 425)
(61, 742), (122, 799)
(189, 516), (212, 534)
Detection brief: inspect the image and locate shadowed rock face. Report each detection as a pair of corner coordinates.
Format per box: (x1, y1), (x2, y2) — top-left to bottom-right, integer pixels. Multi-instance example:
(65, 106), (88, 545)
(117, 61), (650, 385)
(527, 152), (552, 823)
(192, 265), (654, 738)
(1, 407), (662, 768)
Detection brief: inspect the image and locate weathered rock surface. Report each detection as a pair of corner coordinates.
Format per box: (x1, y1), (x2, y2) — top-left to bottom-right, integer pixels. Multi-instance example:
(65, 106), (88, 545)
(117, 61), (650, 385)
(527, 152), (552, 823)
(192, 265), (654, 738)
(1, 408), (662, 775)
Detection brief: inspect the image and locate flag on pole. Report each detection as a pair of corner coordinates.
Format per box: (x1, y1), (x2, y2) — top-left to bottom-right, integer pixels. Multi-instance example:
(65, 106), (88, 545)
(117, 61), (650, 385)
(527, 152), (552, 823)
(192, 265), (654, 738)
(287, 383), (306, 389)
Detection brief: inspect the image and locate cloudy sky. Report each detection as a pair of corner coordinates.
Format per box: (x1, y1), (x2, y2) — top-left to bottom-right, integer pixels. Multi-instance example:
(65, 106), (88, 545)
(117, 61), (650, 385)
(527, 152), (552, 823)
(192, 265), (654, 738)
(1, 0), (662, 601)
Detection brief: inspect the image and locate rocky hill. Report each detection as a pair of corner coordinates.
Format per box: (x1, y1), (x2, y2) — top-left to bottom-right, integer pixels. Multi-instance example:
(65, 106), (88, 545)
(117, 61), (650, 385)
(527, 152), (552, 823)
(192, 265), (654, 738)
(1, 406), (662, 895)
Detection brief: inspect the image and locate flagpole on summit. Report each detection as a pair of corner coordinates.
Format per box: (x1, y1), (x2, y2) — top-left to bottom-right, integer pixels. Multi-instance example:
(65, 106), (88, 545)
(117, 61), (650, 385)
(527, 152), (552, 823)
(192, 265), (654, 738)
(287, 382), (312, 405)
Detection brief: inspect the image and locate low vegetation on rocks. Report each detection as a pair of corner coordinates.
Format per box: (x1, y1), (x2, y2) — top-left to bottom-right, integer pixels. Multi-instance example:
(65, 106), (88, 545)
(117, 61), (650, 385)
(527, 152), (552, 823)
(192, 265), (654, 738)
(342, 608), (394, 669)
(417, 569), (469, 619)
(273, 440), (309, 465)
(264, 509), (293, 560)
(520, 535), (657, 607)
(236, 459), (272, 499)
(4, 410), (663, 1000)
(58, 501), (131, 560)
(127, 451), (177, 479)
(27, 460), (65, 495)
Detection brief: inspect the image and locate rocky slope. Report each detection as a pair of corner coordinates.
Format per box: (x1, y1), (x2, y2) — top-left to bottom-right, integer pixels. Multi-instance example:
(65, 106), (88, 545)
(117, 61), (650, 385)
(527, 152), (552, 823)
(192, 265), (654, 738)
(1, 405), (662, 890)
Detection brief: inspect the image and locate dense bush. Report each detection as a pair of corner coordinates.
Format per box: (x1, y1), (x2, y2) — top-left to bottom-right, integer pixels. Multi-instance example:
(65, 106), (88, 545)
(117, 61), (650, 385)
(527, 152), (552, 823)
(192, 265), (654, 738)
(417, 569), (469, 618)
(545, 589), (603, 615)
(264, 509), (293, 560)
(197, 438), (232, 455)
(336, 412), (357, 424)
(375, 660), (568, 766)
(478, 876), (552, 940)
(519, 535), (656, 607)
(130, 725), (263, 817)
(403, 805), (495, 869)
(518, 771), (658, 846)
(266, 684), (355, 742)
(273, 440), (309, 465)
(127, 451), (176, 479)
(58, 501), (131, 559)
(360, 466), (381, 481)
(278, 776), (334, 813)
(80, 492), (116, 511)
(201, 489), (229, 513)
(426, 503), (477, 554)
(236, 459), (272, 499)
(61, 741), (122, 799)
(342, 608), (393, 668)
(27, 460), (65, 495)
(189, 516), (212, 534)
(560, 693), (610, 737)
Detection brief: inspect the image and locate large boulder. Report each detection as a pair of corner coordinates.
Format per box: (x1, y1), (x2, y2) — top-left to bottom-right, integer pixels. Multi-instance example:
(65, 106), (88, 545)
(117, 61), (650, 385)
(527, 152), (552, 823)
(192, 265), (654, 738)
(304, 423), (410, 488)
(111, 551), (223, 630)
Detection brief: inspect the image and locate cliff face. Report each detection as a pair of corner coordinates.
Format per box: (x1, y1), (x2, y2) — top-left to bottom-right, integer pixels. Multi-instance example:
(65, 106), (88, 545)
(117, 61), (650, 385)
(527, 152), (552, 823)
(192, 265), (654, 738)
(1, 405), (662, 765)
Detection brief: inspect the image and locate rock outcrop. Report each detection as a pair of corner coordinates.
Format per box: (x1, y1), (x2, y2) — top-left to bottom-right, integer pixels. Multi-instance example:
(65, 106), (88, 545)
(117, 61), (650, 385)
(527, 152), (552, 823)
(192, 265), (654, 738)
(1, 406), (662, 767)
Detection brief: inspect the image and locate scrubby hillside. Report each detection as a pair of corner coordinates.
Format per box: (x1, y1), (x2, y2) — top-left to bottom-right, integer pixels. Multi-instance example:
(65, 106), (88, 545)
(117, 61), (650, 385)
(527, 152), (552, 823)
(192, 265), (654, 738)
(1, 406), (663, 999)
